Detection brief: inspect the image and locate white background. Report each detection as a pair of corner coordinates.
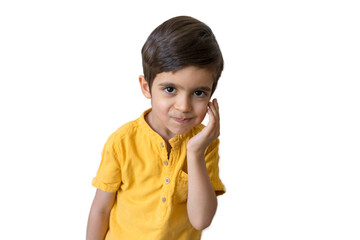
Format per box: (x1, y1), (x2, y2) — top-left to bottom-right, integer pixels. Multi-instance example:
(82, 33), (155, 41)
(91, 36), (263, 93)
(1, 0), (359, 239)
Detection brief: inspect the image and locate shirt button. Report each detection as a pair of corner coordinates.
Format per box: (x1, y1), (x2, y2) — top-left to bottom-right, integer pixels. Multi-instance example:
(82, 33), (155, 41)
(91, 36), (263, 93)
(160, 142), (164, 148)
(163, 161), (168, 166)
(165, 178), (170, 184)
(161, 197), (166, 202)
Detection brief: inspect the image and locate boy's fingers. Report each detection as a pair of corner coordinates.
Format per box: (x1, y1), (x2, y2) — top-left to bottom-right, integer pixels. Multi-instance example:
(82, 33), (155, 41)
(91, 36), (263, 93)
(207, 101), (219, 131)
(209, 99), (220, 123)
(207, 104), (215, 125)
(211, 99), (220, 136)
(213, 99), (220, 119)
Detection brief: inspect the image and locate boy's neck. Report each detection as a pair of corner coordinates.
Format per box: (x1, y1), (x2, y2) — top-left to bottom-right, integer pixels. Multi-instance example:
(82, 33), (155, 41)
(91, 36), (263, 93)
(145, 110), (175, 141)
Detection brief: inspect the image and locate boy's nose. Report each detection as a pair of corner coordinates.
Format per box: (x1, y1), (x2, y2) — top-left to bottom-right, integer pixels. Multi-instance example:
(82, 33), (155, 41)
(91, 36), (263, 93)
(174, 96), (192, 113)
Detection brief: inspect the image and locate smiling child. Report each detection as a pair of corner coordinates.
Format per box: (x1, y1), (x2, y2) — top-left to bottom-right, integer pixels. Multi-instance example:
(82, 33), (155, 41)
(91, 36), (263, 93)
(86, 16), (226, 240)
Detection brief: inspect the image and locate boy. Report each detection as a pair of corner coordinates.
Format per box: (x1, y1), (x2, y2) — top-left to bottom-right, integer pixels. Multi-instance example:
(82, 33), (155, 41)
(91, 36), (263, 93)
(86, 16), (225, 240)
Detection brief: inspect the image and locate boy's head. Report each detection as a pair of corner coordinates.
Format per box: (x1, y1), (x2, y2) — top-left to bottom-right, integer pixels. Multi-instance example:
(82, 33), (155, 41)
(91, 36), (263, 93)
(141, 16), (224, 95)
(140, 16), (224, 140)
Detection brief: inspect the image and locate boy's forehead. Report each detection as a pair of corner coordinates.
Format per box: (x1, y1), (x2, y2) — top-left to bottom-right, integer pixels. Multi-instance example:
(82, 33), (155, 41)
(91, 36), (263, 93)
(153, 66), (214, 88)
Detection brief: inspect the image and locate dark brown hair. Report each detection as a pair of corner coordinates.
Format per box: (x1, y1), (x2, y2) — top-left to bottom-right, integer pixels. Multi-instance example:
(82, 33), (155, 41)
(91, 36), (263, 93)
(141, 16), (224, 94)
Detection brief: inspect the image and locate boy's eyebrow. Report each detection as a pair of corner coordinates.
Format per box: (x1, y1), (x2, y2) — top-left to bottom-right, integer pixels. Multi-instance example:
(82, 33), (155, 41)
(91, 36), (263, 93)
(196, 86), (212, 92)
(158, 82), (212, 92)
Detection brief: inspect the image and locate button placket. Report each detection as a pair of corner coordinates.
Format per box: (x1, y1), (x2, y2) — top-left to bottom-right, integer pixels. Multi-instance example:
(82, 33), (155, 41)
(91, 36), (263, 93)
(161, 144), (173, 207)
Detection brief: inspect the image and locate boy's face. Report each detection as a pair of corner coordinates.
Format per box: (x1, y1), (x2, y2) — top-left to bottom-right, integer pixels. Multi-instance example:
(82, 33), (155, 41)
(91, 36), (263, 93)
(139, 66), (214, 141)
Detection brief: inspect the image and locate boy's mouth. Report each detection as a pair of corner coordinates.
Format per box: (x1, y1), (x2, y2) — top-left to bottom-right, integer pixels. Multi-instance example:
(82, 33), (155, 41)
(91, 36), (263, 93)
(173, 117), (192, 124)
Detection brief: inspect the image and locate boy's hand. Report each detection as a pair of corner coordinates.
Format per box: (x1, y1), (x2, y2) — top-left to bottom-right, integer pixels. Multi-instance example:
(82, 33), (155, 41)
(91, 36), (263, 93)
(187, 98), (220, 155)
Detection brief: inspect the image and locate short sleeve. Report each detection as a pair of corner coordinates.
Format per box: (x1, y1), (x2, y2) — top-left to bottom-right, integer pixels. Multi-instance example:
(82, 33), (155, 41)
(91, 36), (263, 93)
(92, 133), (122, 192)
(205, 138), (226, 196)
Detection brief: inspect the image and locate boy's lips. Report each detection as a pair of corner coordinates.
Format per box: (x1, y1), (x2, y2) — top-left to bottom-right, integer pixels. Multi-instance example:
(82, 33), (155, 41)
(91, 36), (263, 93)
(172, 117), (192, 124)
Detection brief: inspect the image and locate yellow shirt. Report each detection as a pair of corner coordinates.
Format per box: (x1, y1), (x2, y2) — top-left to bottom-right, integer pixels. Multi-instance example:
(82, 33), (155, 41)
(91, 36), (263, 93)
(92, 109), (226, 240)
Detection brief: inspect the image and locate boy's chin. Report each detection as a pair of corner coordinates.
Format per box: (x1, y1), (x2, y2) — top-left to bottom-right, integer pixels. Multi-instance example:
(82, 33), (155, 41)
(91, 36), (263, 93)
(173, 125), (198, 136)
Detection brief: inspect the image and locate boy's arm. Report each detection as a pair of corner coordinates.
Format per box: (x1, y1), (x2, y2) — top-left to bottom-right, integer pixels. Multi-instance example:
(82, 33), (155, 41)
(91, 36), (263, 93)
(186, 99), (220, 231)
(86, 189), (116, 240)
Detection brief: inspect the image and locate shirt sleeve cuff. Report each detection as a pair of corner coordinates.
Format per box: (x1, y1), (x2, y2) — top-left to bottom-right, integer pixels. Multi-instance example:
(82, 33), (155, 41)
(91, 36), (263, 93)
(211, 179), (226, 196)
(92, 177), (120, 193)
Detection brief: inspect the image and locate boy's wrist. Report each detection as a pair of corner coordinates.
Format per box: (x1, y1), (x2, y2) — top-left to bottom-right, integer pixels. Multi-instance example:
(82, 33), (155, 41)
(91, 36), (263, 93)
(186, 147), (206, 161)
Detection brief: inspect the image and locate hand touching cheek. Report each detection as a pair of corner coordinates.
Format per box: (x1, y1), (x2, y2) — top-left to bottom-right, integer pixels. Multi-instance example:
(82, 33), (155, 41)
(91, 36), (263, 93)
(187, 98), (220, 155)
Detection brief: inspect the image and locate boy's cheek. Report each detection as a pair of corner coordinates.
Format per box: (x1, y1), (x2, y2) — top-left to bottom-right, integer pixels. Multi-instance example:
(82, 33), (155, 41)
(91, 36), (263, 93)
(195, 105), (209, 124)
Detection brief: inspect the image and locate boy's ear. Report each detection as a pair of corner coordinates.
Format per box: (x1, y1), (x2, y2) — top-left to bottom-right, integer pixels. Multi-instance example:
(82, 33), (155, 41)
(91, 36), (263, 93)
(139, 75), (152, 99)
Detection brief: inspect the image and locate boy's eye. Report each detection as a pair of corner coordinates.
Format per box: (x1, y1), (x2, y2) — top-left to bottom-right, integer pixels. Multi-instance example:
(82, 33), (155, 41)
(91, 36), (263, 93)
(194, 90), (206, 97)
(164, 87), (175, 93)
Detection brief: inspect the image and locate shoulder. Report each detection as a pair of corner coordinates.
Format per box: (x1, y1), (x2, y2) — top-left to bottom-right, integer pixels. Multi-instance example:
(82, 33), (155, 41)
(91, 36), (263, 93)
(106, 117), (143, 146)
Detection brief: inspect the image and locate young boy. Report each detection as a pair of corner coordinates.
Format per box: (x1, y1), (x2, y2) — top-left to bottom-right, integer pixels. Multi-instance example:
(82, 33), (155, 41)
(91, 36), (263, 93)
(86, 16), (226, 240)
